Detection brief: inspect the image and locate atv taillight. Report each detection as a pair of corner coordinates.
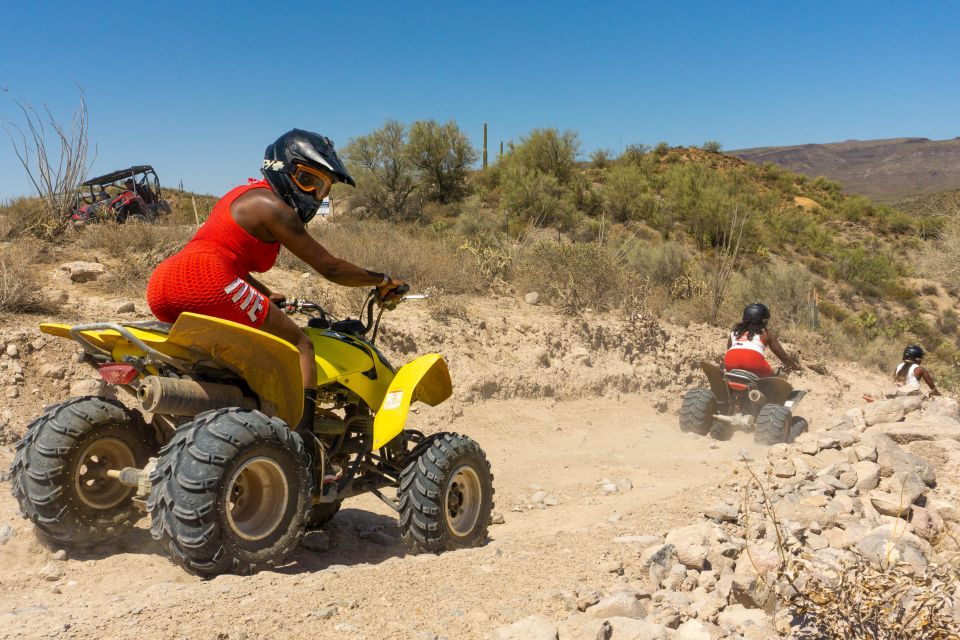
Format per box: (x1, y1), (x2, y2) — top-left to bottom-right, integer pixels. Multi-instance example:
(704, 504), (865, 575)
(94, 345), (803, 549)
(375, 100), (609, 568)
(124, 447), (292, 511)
(98, 363), (138, 385)
(726, 382), (748, 391)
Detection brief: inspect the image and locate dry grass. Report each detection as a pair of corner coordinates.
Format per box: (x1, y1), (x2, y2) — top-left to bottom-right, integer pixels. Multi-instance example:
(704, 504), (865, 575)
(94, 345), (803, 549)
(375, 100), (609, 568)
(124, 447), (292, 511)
(0, 240), (61, 314)
(513, 240), (632, 314)
(0, 197), (51, 240)
(73, 221), (193, 297)
(277, 217), (485, 293)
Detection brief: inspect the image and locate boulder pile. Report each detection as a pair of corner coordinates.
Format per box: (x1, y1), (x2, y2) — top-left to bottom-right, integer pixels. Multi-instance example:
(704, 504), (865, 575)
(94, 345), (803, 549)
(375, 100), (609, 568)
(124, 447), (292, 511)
(491, 394), (960, 639)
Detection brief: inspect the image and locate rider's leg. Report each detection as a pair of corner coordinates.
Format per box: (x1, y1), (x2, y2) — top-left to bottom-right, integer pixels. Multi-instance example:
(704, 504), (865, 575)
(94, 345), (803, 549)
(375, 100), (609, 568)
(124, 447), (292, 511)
(259, 303), (317, 432)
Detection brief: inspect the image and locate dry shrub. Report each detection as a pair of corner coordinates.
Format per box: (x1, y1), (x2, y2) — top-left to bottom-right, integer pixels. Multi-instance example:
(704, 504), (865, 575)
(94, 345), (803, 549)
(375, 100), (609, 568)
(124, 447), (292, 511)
(0, 240), (60, 313)
(514, 241), (629, 314)
(0, 197), (49, 240)
(74, 222), (193, 297)
(787, 555), (960, 639)
(427, 294), (469, 323)
(281, 218), (485, 293)
(740, 465), (960, 640)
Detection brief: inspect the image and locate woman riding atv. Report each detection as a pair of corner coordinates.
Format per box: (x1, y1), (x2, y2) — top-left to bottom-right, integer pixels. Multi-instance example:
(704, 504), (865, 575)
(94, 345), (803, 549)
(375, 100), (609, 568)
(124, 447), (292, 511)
(894, 344), (940, 396)
(724, 303), (799, 378)
(147, 129), (406, 435)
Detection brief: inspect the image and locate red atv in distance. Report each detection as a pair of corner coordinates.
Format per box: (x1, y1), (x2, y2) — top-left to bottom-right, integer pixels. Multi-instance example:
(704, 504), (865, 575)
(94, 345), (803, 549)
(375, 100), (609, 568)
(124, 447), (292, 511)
(71, 165), (171, 224)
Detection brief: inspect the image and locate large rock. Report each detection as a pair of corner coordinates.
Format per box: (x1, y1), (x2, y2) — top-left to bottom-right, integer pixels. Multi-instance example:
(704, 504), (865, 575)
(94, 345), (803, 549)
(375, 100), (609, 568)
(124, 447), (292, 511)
(640, 544), (676, 571)
(665, 522), (720, 570)
(732, 541), (780, 607)
(868, 491), (911, 518)
(924, 396), (960, 422)
(869, 434), (936, 485)
(673, 620), (712, 640)
(493, 615), (557, 640)
(585, 592), (647, 619)
(854, 524), (931, 573)
(888, 471), (927, 505)
(704, 502), (738, 523)
(60, 261), (106, 283)
(717, 605), (772, 634)
(853, 460), (881, 491)
(863, 399), (905, 426)
(774, 496), (839, 529)
(604, 618), (668, 640)
(557, 616), (667, 640)
(865, 421), (960, 444)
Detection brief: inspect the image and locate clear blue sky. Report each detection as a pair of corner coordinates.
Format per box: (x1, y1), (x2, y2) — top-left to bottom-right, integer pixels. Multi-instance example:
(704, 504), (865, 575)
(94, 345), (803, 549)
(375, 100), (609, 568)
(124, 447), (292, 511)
(1, 0), (957, 199)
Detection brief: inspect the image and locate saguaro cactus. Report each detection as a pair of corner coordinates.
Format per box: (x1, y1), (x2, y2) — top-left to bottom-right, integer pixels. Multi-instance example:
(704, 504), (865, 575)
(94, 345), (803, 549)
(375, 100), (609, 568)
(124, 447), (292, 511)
(483, 122), (488, 170)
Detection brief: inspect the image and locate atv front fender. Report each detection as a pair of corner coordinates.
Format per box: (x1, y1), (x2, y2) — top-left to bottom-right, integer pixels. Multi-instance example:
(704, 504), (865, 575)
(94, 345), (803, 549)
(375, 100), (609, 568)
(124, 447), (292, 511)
(371, 355), (452, 450)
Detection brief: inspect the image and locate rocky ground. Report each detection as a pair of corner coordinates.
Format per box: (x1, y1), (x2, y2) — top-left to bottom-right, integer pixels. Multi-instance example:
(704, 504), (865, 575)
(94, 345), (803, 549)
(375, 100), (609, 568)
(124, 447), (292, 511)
(0, 259), (957, 639)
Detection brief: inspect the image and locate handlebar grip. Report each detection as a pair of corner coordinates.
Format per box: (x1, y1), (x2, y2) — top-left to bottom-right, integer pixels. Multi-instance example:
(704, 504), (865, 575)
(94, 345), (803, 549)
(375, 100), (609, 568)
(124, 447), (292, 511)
(393, 283), (411, 296)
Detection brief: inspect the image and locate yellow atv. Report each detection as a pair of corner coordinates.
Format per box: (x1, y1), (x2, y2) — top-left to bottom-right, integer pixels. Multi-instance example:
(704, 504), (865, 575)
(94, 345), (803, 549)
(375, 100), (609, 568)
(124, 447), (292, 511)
(11, 289), (494, 576)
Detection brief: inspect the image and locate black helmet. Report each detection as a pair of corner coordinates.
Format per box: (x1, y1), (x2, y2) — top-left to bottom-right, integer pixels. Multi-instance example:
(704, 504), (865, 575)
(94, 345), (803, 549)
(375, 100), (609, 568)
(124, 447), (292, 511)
(262, 129), (355, 223)
(742, 303), (770, 324)
(903, 345), (924, 361)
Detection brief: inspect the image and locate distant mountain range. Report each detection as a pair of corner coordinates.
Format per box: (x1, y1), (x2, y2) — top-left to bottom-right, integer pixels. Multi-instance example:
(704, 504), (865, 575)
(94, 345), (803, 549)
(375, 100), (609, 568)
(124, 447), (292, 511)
(731, 137), (960, 201)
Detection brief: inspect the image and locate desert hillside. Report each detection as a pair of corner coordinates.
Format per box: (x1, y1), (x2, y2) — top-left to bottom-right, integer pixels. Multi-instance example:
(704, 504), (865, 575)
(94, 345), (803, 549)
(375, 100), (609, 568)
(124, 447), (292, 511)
(732, 137), (960, 200)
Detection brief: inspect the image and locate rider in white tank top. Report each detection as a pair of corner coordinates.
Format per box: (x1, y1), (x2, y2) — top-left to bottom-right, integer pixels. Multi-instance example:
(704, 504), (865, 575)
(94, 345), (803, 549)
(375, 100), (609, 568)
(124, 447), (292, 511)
(894, 345), (940, 396)
(895, 362), (921, 393)
(729, 330), (766, 356)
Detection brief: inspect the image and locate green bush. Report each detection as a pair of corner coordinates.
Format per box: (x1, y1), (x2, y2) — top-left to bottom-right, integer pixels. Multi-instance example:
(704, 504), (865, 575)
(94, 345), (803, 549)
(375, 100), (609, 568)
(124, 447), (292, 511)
(407, 119), (477, 204)
(830, 247), (898, 295)
(602, 164), (652, 223)
(514, 241), (628, 313)
(498, 165), (579, 231)
(590, 148), (614, 169)
(502, 128), (580, 184)
(618, 144), (651, 167)
(343, 120), (419, 221)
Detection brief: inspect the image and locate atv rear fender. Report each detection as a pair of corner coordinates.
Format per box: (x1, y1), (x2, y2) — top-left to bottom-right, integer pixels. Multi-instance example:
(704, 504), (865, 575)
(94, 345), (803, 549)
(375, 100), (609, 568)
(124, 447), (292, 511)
(701, 360), (796, 406)
(785, 389), (806, 410)
(701, 361), (730, 405)
(371, 355), (452, 450)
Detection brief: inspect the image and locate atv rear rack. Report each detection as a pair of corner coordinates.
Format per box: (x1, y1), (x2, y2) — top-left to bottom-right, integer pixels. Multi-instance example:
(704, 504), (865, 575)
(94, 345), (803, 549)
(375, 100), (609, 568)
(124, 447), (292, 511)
(69, 322), (192, 371)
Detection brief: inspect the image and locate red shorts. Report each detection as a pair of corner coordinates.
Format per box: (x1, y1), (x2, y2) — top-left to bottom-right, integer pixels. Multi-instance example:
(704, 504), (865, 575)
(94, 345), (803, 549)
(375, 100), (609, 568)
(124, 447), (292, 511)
(723, 349), (773, 378)
(146, 252), (269, 328)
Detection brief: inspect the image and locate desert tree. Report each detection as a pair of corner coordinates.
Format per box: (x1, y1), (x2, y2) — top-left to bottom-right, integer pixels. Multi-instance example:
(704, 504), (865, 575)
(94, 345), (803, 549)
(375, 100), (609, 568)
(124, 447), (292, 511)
(2, 87), (91, 236)
(407, 119), (477, 204)
(343, 120), (418, 221)
(504, 128), (581, 184)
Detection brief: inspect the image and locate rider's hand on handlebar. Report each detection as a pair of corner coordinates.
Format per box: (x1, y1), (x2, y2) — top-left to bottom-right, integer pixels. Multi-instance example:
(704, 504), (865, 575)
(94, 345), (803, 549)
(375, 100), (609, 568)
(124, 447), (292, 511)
(268, 292), (286, 308)
(376, 277), (408, 308)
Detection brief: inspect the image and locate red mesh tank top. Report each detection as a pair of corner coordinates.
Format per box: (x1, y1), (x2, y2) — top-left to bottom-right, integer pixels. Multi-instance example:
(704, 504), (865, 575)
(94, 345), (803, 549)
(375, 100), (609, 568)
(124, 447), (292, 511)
(184, 179), (281, 274)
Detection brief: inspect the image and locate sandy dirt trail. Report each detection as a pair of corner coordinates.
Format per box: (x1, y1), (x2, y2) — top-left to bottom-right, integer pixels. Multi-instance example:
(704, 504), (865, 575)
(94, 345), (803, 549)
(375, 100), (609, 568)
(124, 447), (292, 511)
(0, 395), (768, 640)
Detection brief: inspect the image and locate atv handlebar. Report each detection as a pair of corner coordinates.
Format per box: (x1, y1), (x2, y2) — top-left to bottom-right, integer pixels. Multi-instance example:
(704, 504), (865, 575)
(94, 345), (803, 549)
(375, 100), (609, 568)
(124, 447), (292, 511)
(282, 287), (427, 340)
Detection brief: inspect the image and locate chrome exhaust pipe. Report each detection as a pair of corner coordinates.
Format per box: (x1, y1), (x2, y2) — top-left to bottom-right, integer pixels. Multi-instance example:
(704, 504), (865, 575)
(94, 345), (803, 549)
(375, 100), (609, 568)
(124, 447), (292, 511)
(748, 389), (766, 404)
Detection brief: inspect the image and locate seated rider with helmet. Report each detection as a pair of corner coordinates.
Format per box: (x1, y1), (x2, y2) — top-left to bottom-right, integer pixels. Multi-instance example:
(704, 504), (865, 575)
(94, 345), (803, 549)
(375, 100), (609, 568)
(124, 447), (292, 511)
(724, 303), (799, 378)
(147, 129), (406, 439)
(895, 345), (940, 396)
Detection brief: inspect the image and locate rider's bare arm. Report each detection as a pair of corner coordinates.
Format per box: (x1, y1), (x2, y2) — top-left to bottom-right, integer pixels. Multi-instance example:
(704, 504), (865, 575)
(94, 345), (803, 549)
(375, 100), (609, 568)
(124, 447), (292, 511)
(767, 332), (798, 370)
(236, 190), (396, 288)
(917, 366), (941, 395)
